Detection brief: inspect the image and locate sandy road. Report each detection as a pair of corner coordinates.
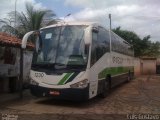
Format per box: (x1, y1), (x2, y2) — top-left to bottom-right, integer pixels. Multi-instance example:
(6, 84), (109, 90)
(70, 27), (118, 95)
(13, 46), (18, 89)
(0, 75), (160, 120)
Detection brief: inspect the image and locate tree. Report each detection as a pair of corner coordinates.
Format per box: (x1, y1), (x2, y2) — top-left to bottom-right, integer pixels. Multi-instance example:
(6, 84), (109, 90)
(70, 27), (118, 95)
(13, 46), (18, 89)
(112, 27), (160, 57)
(147, 41), (160, 57)
(0, 17), (15, 35)
(0, 2), (57, 38)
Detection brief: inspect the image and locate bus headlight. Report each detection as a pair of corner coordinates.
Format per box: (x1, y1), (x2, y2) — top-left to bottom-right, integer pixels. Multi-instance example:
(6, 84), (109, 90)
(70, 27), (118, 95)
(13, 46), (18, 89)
(30, 79), (39, 86)
(70, 79), (88, 88)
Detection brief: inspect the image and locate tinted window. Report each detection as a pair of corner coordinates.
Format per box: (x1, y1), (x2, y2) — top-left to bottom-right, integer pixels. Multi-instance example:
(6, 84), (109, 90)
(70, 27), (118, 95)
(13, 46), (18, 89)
(111, 32), (134, 56)
(91, 31), (98, 66)
(91, 27), (110, 66)
(33, 25), (88, 65)
(111, 32), (121, 52)
(98, 27), (110, 52)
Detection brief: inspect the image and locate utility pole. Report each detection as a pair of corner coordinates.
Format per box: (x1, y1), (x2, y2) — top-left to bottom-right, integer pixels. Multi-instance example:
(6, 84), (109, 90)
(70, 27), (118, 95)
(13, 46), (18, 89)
(15, 0), (17, 35)
(109, 13), (112, 52)
(15, 0), (23, 98)
(63, 13), (71, 23)
(109, 13), (112, 30)
(20, 48), (23, 99)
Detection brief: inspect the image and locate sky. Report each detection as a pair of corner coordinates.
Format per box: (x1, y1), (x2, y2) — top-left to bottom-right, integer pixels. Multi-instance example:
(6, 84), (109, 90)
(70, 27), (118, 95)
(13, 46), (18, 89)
(0, 0), (160, 42)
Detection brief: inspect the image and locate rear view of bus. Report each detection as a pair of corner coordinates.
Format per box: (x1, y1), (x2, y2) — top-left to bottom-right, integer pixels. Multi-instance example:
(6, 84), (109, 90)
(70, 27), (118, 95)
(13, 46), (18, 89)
(30, 23), (91, 100)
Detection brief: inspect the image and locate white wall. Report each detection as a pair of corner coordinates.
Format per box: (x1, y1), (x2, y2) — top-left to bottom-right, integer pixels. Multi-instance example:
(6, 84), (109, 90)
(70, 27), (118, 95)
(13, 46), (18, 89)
(141, 59), (156, 75)
(134, 58), (141, 76)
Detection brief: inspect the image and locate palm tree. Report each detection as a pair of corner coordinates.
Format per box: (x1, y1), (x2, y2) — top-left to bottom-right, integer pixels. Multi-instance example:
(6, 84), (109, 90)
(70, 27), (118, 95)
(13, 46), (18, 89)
(0, 2), (57, 38)
(0, 17), (16, 35)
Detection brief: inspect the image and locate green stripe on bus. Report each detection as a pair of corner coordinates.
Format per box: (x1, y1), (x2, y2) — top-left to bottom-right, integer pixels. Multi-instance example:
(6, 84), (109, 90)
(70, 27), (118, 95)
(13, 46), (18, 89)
(63, 73), (74, 84)
(58, 73), (73, 85)
(98, 66), (134, 79)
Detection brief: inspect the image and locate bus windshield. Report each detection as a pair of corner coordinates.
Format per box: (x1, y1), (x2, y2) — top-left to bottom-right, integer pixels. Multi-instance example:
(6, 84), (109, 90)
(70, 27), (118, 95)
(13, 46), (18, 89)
(32, 25), (88, 69)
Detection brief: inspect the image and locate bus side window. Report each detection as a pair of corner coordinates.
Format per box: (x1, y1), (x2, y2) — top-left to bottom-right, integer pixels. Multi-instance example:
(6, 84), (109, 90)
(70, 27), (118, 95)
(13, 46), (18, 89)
(111, 32), (118, 52)
(97, 27), (110, 55)
(91, 27), (110, 67)
(91, 31), (98, 66)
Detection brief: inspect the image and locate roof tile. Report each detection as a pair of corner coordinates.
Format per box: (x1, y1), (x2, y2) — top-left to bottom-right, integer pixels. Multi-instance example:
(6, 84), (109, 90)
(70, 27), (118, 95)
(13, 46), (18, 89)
(0, 32), (34, 49)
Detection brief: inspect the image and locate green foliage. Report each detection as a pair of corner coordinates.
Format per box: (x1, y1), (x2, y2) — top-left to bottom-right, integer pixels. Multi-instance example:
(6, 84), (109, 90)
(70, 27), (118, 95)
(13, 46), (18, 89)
(0, 2), (57, 39)
(113, 27), (160, 57)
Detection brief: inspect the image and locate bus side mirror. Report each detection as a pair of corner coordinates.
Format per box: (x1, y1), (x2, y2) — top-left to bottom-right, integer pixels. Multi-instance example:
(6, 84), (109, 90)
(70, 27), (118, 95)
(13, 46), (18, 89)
(84, 45), (89, 63)
(22, 31), (35, 49)
(85, 45), (89, 55)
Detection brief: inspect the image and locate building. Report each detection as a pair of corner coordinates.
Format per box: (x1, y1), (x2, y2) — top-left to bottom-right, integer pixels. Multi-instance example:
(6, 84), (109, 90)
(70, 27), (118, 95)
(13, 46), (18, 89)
(140, 57), (157, 75)
(0, 33), (34, 93)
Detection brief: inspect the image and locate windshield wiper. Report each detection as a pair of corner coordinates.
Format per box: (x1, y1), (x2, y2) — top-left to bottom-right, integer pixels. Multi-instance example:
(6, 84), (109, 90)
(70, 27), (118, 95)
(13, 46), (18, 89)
(54, 63), (86, 71)
(64, 65), (86, 72)
(32, 63), (55, 69)
(55, 63), (67, 69)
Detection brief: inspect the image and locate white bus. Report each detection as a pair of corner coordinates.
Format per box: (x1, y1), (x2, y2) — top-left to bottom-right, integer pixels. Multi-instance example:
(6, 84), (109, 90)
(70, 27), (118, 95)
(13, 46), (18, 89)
(22, 22), (134, 100)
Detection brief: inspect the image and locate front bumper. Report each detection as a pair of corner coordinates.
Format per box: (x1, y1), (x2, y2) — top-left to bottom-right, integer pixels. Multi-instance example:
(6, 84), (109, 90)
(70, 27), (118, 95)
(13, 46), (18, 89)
(30, 84), (89, 101)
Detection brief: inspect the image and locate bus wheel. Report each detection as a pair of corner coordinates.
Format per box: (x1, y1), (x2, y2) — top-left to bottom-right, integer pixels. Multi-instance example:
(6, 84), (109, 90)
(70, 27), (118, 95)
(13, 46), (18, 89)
(100, 77), (110, 98)
(127, 71), (131, 82)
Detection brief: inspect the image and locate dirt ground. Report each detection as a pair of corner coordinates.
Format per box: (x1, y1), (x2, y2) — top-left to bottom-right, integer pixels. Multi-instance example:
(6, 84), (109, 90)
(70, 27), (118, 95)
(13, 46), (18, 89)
(0, 75), (160, 120)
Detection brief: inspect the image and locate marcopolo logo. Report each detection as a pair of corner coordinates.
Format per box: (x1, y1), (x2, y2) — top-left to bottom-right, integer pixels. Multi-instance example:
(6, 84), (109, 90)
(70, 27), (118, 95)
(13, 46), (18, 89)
(35, 72), (44, 77)
(112, 56), (123, 64)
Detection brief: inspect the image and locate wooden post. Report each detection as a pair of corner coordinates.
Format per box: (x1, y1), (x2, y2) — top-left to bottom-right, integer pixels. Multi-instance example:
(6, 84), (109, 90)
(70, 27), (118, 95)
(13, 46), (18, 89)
(109, 13), (112, 52)
(19, 48), (23, 98)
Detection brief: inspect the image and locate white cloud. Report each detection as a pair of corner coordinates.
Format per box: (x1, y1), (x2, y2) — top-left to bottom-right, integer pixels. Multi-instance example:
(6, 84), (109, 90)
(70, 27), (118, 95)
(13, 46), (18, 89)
(1, 0), (159, 42)
(65, 0), (94, 8)
(65, 0), (160, 42)
(0, 0), (45, 19)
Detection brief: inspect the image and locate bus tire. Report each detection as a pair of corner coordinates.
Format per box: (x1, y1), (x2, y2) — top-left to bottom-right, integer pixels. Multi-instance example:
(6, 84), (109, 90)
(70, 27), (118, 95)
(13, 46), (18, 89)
(127, 71), (131, 82)
(100, 76), (110, 98)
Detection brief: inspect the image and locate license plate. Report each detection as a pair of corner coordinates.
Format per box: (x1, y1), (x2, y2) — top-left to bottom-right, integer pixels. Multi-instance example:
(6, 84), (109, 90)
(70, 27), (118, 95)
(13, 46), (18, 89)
(50, 91), (60, 95)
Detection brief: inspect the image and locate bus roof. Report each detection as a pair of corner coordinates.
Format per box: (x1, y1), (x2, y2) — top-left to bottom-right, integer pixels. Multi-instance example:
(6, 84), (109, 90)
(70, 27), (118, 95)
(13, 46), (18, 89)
(40, 21), (132, 46)
(41, 21), (100, 30)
